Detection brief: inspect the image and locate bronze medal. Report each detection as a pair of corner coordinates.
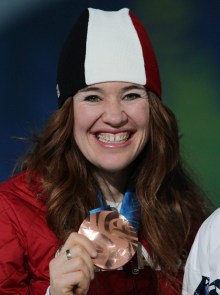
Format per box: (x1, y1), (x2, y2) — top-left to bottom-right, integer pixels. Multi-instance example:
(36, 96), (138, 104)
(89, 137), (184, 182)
(78, 210), (138, 270)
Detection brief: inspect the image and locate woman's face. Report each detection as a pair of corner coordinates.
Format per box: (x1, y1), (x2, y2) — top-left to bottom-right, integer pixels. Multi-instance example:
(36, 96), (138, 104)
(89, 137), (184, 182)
(73, 81), (150, 173)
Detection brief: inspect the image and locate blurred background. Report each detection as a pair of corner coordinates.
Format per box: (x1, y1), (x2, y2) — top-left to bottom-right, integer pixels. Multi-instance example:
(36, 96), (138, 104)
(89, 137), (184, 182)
(0, 0), (219, 205)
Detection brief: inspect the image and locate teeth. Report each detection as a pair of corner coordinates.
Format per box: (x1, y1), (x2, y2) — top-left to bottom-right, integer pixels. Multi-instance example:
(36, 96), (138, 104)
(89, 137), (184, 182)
(96, 132), (130, 143)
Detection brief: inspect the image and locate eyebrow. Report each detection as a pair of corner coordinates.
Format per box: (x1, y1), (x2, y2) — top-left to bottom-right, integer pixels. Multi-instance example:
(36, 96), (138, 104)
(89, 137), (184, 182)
(121, 85), (146, 91)
(78, 84), (146, 93)
(78, 86), (102, 93)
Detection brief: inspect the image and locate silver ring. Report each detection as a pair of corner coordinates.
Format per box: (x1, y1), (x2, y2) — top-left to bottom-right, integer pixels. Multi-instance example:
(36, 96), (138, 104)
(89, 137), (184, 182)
(66, 249), (72, 260)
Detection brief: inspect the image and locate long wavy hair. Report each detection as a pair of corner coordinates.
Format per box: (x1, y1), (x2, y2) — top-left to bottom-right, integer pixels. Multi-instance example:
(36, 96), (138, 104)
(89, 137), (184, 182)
(21, 91), (209, 286)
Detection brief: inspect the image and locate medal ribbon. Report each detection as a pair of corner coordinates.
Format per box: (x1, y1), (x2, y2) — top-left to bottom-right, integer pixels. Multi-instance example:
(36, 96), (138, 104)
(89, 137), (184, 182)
(89, 190), (140, 232)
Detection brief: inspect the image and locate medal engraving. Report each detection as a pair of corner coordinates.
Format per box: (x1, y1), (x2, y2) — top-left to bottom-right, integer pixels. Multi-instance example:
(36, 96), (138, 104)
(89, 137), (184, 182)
(78, 210), (138, 270)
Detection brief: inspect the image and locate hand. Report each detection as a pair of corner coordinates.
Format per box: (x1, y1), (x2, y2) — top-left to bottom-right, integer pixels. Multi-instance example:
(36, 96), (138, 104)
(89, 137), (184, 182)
(49, 232), (97, 295)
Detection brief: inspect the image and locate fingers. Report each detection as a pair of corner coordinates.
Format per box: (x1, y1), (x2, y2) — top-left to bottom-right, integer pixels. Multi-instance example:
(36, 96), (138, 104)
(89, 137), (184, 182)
(49, 232), (97, 295)
(56, 245), (95, 280)
(61, 232), (97, 258)
(50, 261), (91, 295)
(60, 232), (97, 280)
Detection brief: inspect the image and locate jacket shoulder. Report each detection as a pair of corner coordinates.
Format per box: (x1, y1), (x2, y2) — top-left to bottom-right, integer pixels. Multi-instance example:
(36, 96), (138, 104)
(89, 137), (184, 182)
(183, 208), (220, 294)
(0, 171), (58, 294)
(0, 170), (44, 209)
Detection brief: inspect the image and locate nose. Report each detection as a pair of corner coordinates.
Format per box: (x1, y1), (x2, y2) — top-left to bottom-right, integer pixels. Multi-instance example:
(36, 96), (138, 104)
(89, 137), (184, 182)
(102, 99), (128, 127)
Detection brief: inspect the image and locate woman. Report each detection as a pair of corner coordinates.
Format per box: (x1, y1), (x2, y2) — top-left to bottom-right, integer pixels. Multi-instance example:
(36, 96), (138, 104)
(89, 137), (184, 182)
(0, 7), (210, 295)
(182, 208), (220, 295)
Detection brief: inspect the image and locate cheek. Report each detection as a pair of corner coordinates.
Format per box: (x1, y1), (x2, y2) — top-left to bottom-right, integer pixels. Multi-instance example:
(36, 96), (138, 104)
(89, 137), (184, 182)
(73, 104), (100, 133)
(73, 113), (83, 141)
(73, 107), (92, 136)
(130, 103), (150, 128)
(73, 114), (88, 149)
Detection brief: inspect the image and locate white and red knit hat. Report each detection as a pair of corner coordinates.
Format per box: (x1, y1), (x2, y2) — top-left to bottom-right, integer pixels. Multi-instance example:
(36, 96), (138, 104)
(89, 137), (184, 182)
(57, 8), (161, 107)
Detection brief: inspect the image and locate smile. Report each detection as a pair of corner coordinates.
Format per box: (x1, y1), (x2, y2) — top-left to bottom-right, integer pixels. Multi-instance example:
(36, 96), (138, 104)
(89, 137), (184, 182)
(96, 132), (130, 143)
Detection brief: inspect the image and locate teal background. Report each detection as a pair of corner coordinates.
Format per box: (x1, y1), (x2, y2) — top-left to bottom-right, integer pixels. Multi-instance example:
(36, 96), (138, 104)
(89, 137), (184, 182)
(136, 2), (220, 205)
(0, 1), (219, 205)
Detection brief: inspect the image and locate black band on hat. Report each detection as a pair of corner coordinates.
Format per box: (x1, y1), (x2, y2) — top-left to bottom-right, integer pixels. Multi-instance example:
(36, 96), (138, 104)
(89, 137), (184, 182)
(57, 9), (89, 108)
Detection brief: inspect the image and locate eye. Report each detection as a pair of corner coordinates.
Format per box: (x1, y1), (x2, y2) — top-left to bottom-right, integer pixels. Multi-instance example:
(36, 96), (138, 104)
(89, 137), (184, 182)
(84, 95), (101, 102)
(124, 93), (141, 101)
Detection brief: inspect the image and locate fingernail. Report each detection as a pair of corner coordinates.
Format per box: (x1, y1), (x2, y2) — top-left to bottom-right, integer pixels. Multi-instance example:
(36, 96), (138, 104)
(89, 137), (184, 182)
(91, 250), (97, 257)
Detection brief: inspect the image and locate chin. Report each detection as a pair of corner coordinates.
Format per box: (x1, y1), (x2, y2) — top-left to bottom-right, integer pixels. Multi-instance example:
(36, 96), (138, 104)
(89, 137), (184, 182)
(98, 164), (132, 174)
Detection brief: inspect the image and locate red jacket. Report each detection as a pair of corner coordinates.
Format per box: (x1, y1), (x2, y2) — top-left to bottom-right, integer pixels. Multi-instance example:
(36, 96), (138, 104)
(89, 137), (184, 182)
(0, 171), (181, 295)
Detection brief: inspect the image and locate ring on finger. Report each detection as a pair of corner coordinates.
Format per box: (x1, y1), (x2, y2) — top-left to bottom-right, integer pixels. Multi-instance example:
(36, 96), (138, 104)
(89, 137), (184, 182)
(65, 249), (72, 260)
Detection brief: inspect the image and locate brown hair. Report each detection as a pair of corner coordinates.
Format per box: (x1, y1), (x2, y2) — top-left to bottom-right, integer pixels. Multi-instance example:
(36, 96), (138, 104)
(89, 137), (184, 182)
(135, 92), (209, 284)
(21, 92), (209, 287)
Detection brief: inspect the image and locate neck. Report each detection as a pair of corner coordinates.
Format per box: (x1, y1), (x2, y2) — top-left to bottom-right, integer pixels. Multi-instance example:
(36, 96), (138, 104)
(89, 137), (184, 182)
(96, 169), (131, 203)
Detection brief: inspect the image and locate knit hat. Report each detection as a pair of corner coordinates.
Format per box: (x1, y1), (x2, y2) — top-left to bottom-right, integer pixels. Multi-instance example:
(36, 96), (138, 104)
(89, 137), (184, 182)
(56, 8), (161, 108)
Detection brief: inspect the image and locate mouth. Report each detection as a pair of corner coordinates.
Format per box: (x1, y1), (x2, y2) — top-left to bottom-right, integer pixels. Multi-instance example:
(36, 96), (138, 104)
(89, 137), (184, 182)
(96, 132), (131, 143)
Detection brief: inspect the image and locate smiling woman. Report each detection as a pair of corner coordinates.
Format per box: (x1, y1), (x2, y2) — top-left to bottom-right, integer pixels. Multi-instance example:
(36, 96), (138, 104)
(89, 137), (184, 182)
(73, 82), (150, 173)
(0, 7), (211, 295)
